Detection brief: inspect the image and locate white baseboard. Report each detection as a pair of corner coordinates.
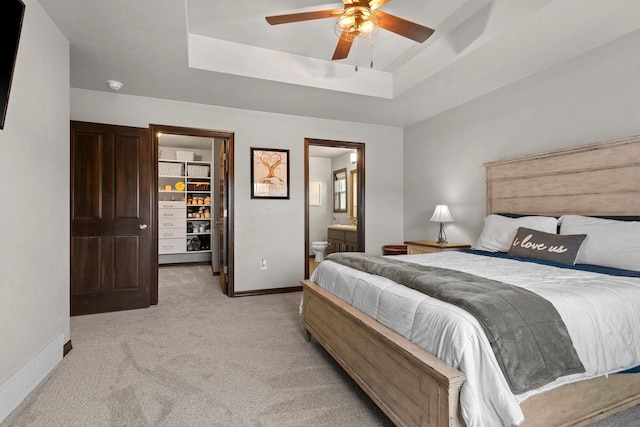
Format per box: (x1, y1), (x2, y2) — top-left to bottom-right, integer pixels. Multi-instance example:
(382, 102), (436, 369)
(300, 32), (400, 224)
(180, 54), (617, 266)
(0, 333), (63, 423)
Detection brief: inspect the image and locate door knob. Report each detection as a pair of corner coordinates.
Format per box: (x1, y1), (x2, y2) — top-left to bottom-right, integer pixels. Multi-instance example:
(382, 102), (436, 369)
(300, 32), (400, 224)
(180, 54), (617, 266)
(139, 224), (148, 230)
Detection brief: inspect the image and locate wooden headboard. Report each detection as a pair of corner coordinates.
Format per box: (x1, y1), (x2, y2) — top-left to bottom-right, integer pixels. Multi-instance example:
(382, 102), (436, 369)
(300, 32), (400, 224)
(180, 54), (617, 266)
(484, 135), (640, 216)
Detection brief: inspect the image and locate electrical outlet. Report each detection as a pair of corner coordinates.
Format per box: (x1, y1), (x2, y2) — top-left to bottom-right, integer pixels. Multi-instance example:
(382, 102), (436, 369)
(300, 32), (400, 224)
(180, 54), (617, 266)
(260, 258), (267, 270)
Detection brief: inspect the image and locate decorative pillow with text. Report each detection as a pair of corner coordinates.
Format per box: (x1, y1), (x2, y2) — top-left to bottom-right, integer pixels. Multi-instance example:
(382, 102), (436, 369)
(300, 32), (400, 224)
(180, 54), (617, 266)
(507, 227), (586, 265)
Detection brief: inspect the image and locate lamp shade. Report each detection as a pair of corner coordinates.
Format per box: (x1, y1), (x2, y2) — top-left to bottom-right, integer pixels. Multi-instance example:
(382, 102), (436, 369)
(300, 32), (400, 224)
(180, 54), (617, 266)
(430, 205), (454, 223)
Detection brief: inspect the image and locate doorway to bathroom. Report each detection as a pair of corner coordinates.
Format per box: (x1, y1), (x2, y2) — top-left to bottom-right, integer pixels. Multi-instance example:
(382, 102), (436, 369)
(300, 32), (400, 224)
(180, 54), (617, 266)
(304, 138), (365, 279)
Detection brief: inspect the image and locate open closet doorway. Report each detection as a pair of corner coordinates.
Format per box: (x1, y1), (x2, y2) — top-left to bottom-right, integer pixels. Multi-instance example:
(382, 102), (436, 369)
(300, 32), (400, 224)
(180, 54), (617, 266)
(151, 124), (235, 299)
(304, 138), (365, 279)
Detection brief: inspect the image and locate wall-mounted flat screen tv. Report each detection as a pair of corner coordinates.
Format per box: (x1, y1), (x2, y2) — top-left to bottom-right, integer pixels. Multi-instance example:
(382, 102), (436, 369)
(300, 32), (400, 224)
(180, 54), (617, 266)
(1, 0), (26, 130)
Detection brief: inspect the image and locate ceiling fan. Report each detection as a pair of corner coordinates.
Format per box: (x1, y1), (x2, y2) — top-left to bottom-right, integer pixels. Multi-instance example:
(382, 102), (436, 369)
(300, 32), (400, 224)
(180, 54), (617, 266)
(265, 0), (434, 61)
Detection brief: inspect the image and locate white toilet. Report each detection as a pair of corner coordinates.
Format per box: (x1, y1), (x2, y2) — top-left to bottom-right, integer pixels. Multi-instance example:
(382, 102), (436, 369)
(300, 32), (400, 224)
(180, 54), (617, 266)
(311, 241), (329, 262)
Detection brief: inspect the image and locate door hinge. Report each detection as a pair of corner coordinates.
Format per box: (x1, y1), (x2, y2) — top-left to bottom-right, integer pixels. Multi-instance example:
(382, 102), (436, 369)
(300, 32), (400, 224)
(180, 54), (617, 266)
(223, 266), (228, 274)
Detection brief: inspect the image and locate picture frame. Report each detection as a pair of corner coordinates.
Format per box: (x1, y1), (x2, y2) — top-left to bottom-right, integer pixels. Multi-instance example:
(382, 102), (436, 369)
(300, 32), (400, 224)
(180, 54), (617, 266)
(1, 0), (25, 130)
(251, 147), (290, 199)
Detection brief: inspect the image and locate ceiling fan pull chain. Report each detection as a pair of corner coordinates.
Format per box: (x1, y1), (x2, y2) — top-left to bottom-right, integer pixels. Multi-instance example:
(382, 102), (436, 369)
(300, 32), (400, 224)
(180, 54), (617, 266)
(355, 37), (359, 72)
(370, 43), (374, 68)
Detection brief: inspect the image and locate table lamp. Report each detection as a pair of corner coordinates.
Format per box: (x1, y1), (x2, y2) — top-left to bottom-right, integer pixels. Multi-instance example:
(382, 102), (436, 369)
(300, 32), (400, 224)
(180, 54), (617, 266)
(430, 205), (454, 244)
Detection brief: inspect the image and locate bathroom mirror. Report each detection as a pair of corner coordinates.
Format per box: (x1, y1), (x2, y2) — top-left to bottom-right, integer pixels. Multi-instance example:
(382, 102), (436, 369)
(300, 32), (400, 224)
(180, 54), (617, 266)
(350, 169), (357, 222)
(333, 168), (347, 213)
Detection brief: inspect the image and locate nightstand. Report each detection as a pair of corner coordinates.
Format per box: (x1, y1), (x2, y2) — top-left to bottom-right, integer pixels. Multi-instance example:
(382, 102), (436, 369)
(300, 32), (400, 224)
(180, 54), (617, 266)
(404, 240), (471, 255)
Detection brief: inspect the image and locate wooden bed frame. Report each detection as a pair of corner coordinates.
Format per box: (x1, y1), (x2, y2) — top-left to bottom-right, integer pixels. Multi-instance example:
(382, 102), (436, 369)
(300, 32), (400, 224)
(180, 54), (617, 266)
(301, 135), (640, 426)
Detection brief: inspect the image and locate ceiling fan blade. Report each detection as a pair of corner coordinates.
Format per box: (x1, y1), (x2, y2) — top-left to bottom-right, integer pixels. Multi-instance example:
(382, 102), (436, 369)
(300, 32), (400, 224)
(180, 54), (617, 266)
(332, 34), (353, 60)
(375, 10), (434, 43)
(265, 9), (340, 25)
(368, 0), (392, 10)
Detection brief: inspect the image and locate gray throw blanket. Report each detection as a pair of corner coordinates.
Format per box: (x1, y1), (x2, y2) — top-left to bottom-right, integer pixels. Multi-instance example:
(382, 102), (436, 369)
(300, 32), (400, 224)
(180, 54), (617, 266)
(325, 252), (585, 394)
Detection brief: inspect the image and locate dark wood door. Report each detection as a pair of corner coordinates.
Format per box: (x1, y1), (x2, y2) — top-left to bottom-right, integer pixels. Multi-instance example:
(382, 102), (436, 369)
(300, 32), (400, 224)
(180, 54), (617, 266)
(218, 141), (228, 294)
(70, 121), (154, 315)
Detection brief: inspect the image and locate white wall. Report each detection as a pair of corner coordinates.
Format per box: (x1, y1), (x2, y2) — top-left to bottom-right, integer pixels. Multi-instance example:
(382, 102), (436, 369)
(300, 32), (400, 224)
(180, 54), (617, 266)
(0, 0), (70, 421)
(70, 89), (404, 292)
(404, 28), (640, 246)
(308, 157), (332, 253)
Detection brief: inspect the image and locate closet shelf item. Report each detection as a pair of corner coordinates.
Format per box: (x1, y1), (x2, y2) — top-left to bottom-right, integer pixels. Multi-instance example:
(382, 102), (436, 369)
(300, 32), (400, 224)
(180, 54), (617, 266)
(187, 182), (210, 191)
(159, 162), (184, 177)
(187, 165), (210, 177)
(176, 151), (195, 161)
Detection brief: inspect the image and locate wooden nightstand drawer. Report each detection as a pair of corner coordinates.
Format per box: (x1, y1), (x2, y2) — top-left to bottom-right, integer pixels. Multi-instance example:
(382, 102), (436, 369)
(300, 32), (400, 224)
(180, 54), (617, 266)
(407, 245), (442, 254)
(404, 240), (471, 254)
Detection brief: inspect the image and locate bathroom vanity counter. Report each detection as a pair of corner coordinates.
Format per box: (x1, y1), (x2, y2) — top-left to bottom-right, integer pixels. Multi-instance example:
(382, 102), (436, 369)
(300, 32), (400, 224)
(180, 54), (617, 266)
(327, 224), (357, 231)
(327, 225), (358, 253)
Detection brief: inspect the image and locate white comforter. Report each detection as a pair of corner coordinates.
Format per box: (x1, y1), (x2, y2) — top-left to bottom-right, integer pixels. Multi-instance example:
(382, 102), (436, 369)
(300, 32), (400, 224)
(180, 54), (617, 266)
(309, 251), (640, 427)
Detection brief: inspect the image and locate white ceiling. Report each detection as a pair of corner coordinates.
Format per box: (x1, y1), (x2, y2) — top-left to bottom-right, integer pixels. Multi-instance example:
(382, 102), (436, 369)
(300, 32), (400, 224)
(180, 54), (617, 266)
(37, 0), (640, 127)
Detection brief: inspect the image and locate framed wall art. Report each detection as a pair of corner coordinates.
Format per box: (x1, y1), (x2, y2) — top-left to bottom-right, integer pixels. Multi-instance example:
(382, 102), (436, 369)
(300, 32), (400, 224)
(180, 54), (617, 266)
(1, 0), (25, 130)
(309, 181), (321, 206)
(251, 147), (290, 199)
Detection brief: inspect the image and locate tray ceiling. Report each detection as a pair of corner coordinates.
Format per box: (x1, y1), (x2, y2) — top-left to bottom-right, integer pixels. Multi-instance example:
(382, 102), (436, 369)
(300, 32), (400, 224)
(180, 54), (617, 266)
(38, 0), (640, 127)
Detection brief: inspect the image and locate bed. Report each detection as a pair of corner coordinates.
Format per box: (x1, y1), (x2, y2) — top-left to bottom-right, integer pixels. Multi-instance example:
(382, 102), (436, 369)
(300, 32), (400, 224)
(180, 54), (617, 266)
(300, 135), (640, 427)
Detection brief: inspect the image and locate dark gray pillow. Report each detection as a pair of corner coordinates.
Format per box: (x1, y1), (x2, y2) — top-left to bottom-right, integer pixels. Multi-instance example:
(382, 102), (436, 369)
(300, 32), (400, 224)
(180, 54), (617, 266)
(508, 227), (587, 265)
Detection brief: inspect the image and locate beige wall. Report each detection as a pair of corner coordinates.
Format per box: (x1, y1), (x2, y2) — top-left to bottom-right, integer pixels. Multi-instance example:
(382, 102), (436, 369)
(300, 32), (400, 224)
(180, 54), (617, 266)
(404, 28), (640, 246)
(70, 89), (404, 292)
(0, 0), (70, 419)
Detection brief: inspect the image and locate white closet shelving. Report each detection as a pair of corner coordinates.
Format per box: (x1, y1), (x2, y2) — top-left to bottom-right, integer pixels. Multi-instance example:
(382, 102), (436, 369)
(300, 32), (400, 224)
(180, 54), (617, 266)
(158, 155), (213, 262)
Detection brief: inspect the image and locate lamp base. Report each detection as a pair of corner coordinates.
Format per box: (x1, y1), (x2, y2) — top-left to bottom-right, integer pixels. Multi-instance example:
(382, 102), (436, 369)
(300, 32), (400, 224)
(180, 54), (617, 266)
(436, 222), (448, 244)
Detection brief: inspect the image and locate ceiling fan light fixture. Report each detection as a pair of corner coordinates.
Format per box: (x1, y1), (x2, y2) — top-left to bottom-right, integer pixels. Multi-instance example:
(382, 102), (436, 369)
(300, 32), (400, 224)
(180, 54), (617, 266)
(334, 6), (378, 41)
(265, 0), (434, 61)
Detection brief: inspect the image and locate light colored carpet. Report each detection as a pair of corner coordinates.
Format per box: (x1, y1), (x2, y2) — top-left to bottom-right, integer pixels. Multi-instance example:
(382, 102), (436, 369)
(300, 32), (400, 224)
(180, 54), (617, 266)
(2, 265), (638, 426)
(3, 265), (391, 427)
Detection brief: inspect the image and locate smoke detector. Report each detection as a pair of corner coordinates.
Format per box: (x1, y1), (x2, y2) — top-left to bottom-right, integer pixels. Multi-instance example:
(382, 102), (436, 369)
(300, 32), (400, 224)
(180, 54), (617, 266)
(106, 80), (123, 91)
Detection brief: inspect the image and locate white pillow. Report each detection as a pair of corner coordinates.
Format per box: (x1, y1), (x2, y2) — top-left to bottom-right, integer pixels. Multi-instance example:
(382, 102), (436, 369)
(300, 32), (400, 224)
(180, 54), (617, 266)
(559, 215), (640, 271)
(474, 214), (559, 252)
